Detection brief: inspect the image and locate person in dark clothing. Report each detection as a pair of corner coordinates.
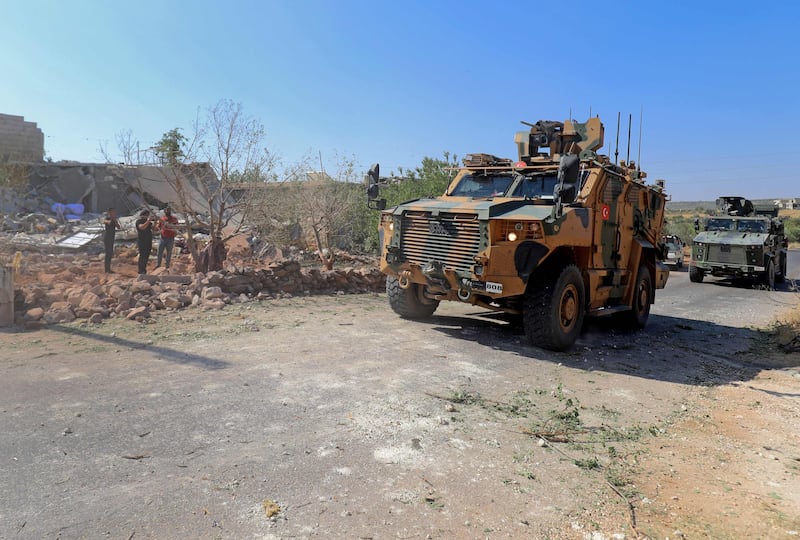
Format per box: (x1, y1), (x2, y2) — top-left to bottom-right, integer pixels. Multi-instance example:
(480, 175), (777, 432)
(102, 207), (120, 273)
(135, 209), (155, 275)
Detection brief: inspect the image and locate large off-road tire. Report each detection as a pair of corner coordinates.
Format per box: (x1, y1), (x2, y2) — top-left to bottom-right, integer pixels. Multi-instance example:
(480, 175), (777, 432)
(386, 276), (439, 319)
(776, 254), (786, 284)
(523, 265), (585, 352)
(618, 265), (653, 330)
(763, 259), (776, 290)
(689, 265), (704, 283)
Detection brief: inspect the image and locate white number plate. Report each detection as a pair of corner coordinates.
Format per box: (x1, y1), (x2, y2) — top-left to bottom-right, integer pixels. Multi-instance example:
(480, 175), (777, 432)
(485, 281), (503, 294)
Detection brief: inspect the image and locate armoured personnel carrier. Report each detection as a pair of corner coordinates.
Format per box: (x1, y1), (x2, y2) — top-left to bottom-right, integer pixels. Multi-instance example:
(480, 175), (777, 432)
(367, 117), (669, 351)
(690, 196), (787, 288)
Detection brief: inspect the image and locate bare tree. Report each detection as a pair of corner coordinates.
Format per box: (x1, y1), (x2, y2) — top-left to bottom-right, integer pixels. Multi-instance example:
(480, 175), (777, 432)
(292, 154), (361, 269)
(98, 129), (140, 164)
(156, 100), (280, 271)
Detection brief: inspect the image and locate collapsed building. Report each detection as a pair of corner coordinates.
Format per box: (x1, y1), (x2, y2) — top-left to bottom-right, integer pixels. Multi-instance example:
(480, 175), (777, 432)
(3, 162), (215, 221)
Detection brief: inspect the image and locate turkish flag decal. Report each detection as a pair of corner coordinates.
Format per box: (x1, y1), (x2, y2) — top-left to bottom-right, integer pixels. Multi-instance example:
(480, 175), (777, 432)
(601, 204), (611, 221)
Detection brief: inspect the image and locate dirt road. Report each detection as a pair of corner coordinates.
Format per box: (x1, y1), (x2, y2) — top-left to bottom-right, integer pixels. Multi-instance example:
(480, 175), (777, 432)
(1, 270), (799, 539)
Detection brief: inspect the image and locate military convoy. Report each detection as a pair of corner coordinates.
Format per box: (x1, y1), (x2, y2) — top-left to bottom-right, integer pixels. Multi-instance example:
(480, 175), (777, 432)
(690, 196), (788, 288)
(367, 117), (670, 351)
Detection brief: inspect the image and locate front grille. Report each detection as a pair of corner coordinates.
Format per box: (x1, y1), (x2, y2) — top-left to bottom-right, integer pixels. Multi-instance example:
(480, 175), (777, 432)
(400, 211), (481, 273)
(707, 245), (744, 264)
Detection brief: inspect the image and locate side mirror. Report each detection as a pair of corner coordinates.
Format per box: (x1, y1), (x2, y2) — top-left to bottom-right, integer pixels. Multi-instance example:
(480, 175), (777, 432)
(366, 163), (386, 210)
(367, 164), (380, 188)
(693, 218), (700, 232)
(366, 163), (380, 200)
(554, 154), (580, 205)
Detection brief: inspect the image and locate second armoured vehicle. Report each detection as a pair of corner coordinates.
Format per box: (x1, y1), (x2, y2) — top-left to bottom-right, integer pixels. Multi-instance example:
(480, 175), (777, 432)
(690, 196), (787, 288)
(367, 117), (669, 351)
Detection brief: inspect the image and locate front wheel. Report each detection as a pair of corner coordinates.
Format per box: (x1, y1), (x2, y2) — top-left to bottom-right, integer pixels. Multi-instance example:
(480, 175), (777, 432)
(618, 265), (653, 330)
(386, 276), (439, 319)
(764, 259), (776, 290)
(776, 254), (786, 284)
(689, 265), (704, 283)
(523, 265), (585, 352)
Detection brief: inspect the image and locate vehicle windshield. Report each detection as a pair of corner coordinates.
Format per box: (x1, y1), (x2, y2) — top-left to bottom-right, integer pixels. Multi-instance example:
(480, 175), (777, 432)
(511, 173), (559, 199)
(449, 170), (584, 200)
(736, 219), (768, 233)
(705, 218), (734, 231)
(449, 173), (515, 198)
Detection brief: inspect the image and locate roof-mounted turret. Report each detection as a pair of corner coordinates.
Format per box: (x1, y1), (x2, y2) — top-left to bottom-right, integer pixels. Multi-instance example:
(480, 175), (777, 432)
(716, 196), (755, 217)
(514, 117), (604, 163)
(716, 196), (779, 218)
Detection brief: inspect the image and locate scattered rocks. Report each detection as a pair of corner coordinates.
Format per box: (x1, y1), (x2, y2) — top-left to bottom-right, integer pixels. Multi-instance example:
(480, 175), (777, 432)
(10, 254), (386, 327)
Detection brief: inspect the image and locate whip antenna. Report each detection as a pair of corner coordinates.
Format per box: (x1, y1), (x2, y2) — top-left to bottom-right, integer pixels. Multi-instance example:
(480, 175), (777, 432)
(614, 112), (620, 165)
(637, 106), (643, 171)
(626, 113), (632, 164)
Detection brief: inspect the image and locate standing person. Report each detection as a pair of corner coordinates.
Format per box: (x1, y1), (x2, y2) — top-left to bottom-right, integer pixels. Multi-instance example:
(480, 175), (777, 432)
(102, 207), (120, 274)
(135, 209), (155, 275)
(155, 206), (179, 270)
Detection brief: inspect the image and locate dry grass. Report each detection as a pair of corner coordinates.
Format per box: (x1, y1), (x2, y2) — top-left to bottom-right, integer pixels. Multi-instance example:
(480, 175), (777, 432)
(773, 304), (800, 352)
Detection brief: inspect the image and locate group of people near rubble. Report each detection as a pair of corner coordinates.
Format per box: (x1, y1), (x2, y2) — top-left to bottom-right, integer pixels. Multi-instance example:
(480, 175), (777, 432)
(102, 206), (226, 275)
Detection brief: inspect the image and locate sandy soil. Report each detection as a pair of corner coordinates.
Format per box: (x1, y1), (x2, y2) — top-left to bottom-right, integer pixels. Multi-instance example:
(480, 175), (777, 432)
(2, 242), (799, 539)
(1, 284), (799, 539)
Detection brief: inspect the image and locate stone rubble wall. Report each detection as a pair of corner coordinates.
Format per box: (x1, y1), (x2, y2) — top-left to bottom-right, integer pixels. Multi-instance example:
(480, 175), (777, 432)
(13, 256), (387, 328)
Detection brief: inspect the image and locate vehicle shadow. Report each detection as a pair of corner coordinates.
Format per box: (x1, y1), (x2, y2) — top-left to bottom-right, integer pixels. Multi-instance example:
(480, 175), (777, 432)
(423, 310), (796, 387)
(695, 276), (796, 292)
(40, 323), (230, 370)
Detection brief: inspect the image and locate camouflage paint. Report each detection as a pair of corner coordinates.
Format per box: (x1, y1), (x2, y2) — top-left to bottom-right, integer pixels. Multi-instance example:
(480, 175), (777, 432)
(376, 117), (668, 315)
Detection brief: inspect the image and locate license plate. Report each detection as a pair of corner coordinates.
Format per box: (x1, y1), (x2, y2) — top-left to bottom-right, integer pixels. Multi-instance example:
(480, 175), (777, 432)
(471, 281), (503, 294)
(485, 281), (503, 294)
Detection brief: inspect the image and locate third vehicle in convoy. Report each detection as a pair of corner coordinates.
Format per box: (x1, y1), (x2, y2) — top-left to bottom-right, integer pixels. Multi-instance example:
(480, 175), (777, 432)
(689, 196), (788, 288)
(367, 117), (669, 351)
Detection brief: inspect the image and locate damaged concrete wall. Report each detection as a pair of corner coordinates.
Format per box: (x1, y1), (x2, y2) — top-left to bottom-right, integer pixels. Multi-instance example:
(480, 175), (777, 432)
(25, 162), (216, 216)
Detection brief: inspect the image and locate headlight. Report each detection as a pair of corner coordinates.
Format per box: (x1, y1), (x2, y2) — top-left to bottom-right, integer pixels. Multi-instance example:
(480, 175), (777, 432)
(507, 232), (518, 242)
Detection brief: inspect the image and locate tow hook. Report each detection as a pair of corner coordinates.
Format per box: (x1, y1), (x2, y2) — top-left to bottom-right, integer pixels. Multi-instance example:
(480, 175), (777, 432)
(457, 279), (472, 301)
(398, 270), (412, 289)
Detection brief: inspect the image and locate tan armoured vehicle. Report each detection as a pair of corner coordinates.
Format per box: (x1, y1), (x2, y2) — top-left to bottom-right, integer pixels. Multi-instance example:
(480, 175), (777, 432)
(367, 118), (669, 351)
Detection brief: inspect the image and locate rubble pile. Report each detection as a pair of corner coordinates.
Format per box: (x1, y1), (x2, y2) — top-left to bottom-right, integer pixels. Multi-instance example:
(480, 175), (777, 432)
(6, 248), (386, 328)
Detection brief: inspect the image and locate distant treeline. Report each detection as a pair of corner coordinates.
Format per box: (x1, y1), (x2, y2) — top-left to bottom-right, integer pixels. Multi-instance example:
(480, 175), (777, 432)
(666, 199), (788, 212)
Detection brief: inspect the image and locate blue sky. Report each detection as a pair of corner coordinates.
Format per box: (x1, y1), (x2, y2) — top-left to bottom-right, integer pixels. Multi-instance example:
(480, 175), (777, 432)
(2, 0), (798, 201)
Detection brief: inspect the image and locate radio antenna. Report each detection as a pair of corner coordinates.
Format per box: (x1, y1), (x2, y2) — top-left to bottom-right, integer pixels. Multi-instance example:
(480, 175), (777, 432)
(637, 106), (643, 171)
(626, 113), (632, 164)
(614, 112), (620, 165)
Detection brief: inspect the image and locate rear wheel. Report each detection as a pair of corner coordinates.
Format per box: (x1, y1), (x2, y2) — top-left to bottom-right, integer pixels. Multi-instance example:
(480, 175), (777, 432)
(523, 265), (585, 351)
(618, 265), (652, 330)
(386, 276), (439, 319)
(689, 265), (704, 283)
